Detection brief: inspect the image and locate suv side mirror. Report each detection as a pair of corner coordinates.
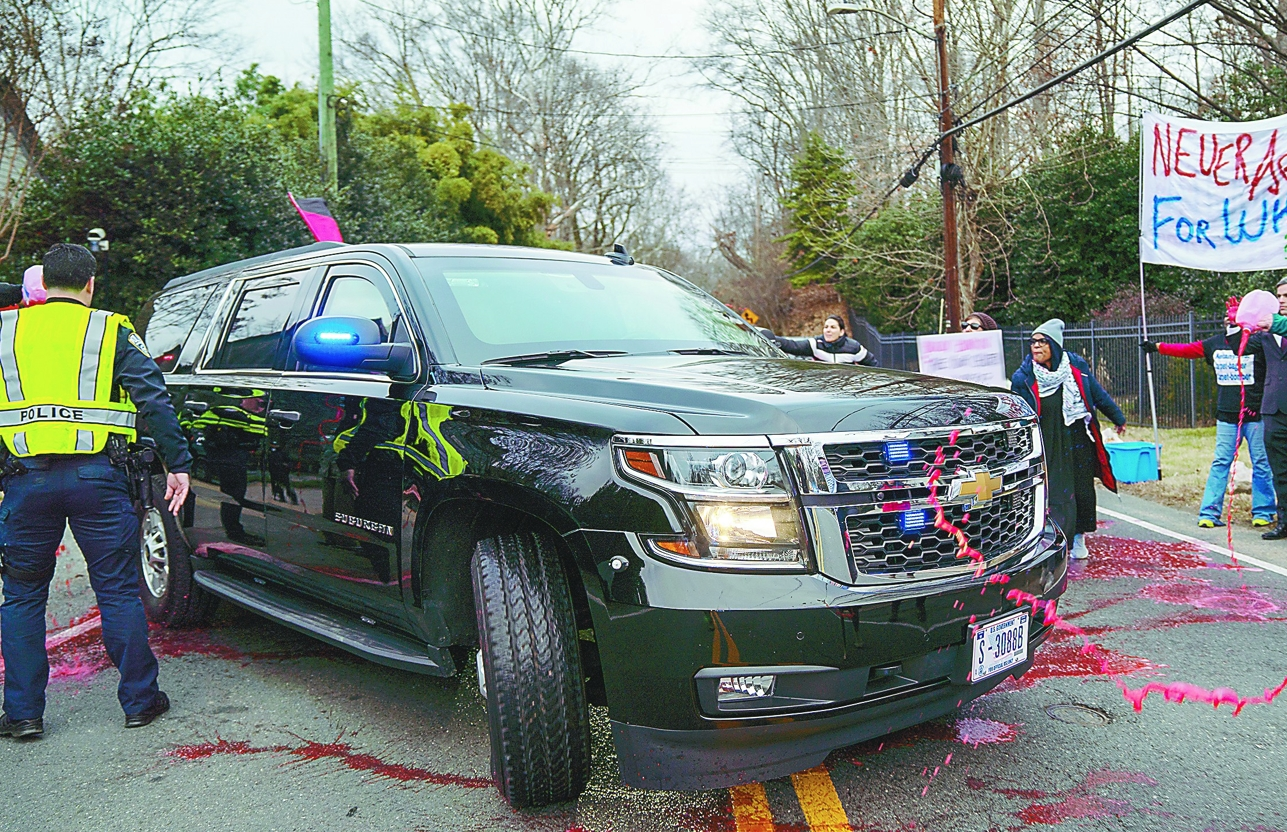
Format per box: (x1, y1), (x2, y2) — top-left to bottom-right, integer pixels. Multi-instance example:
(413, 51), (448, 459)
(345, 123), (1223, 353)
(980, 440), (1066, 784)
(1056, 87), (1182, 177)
(293, 316), (416, 378)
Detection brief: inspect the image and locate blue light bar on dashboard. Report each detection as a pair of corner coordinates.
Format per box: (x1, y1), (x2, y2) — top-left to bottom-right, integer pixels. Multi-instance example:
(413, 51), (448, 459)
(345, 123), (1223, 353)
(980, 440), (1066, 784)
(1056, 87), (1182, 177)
(898, 509), (929, 536)
(883, 440), (913, 465)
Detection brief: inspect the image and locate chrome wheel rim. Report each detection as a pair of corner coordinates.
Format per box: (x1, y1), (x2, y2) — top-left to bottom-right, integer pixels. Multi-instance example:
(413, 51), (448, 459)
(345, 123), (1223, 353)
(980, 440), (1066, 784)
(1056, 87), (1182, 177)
(140, 508), (169, 598)
(476, 649), (488, 699)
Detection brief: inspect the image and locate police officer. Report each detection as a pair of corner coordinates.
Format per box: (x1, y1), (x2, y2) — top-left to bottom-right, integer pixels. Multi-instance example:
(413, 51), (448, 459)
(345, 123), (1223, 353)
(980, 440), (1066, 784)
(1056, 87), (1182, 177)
(0, 244), (192, 739)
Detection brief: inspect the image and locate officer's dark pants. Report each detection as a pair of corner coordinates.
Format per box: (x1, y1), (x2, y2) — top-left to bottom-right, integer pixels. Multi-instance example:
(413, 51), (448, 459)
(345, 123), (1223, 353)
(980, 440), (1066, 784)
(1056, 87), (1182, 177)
(0, 454), (160, 720)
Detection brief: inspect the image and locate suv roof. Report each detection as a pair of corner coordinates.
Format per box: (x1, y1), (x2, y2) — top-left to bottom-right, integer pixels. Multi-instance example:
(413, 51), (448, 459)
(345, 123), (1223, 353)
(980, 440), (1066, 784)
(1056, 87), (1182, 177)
(157, 242), (627, 295)
(158, 241), (347, 292)
(396, 243), (612, 265)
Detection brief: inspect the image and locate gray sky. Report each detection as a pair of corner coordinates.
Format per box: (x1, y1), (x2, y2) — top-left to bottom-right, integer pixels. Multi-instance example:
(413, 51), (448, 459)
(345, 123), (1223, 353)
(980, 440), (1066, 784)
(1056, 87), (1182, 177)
(226, 0), (745, 217)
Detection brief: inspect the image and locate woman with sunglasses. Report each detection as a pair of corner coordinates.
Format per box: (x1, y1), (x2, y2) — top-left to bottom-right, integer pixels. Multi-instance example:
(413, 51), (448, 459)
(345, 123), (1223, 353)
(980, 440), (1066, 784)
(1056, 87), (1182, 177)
(1011, 319), (1126, 560)
(770, 314), (878, 366)
(960, 312), (997, 332)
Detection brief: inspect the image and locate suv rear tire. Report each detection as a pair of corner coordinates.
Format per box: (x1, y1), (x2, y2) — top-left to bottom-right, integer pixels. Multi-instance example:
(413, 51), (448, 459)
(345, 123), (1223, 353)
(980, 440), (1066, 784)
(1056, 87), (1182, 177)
(471, 530), (591, 808)
(138, 474), (218, 628)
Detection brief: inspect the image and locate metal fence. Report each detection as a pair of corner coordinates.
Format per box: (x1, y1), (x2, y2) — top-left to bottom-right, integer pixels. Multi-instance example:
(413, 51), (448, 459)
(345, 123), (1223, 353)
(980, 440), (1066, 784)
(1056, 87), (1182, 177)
(847, 313), (1228, 428)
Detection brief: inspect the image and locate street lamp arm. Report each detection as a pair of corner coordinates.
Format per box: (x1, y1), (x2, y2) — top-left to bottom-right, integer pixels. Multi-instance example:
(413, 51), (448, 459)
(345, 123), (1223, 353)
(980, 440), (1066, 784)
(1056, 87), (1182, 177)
(824, 4), (933, 40)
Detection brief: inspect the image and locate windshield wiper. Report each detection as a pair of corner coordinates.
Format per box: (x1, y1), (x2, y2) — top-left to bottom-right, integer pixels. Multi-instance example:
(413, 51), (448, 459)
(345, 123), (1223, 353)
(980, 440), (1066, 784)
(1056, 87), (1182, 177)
(667, 348), (754, 356)
(482, 349), (629, 366)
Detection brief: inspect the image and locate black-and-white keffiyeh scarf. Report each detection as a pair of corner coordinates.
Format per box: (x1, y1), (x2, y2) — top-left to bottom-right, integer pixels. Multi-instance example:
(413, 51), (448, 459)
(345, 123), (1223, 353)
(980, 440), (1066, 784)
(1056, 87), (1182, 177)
(1033, 355), (1089, 426)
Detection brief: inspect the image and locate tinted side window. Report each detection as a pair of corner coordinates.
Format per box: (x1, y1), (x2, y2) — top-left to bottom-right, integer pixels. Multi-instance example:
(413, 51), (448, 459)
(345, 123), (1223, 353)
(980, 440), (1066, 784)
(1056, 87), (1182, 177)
(209, 279), (299, 370)
(136, 285), (218, 372)
(320, 276), (394, 337)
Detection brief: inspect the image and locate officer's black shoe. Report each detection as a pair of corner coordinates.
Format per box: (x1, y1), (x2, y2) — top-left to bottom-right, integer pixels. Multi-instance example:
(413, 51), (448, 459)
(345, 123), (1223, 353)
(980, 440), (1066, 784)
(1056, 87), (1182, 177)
(124, 691), (170, 729)
(1263, 523), (1287, 541)
(0, 715), (44, 739)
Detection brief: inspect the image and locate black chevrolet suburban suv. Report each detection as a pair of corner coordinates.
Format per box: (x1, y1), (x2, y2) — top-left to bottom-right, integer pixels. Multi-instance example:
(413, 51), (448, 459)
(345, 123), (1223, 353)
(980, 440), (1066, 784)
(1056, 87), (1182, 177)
(134, 242), (1066, 808)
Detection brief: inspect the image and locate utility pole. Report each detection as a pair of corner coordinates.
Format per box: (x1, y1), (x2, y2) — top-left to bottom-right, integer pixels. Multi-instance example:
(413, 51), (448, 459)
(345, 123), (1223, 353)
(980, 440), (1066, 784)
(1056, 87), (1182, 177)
(318, 0), (338, 193)
(933, 0), (962, 332)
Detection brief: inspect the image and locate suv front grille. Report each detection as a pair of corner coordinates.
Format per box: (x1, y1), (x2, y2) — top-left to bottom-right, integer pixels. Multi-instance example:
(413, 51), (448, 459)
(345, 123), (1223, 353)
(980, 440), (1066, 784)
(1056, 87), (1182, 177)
(824, 426), (1032, 482)
(844, 487), (1036, 576)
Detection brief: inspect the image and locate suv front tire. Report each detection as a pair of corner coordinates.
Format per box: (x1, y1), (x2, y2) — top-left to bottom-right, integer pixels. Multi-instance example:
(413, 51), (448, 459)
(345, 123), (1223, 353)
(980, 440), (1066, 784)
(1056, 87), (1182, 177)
(471, 530), (592, 808)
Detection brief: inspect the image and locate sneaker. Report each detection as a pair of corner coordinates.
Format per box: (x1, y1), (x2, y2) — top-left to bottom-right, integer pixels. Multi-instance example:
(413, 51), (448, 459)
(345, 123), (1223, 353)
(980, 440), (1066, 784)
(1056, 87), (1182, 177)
(1253, 517), (1274, 527)
(0, 715), (43, 739)
(1197, 519), (1226, 528)
(124, 691), (170, 729)
(1069, 534), (1090, 560)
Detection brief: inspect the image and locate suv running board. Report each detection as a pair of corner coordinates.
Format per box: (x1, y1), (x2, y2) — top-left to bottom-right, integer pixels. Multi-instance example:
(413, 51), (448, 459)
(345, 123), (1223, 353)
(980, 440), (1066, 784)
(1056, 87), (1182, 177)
(193, 570), (456, 678)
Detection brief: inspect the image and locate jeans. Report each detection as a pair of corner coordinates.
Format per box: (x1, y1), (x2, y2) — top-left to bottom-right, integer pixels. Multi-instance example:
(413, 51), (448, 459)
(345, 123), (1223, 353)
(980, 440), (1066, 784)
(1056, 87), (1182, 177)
(0, 454), (159, 720)
(1199, 419), (1277, 522)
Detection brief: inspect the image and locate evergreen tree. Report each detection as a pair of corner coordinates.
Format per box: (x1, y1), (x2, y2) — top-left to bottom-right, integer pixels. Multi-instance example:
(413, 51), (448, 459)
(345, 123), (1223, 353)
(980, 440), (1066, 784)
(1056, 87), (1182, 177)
(7, 69), (560, 315)
(780, 132), (858, 283)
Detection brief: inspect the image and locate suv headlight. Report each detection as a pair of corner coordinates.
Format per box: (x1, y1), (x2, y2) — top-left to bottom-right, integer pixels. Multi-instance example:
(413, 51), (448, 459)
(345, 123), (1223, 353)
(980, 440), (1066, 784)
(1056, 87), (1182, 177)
(616, 443), (804, 570)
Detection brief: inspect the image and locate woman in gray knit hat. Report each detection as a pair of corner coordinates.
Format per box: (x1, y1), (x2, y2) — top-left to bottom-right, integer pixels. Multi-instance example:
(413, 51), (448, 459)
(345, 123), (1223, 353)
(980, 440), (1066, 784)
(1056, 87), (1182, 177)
(1011, 319), (1126, 560)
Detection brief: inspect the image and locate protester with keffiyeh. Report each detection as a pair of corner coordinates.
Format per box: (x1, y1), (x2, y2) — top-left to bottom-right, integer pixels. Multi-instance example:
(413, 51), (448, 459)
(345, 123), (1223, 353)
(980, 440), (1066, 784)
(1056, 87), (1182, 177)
(1011, 319), (1126, 560)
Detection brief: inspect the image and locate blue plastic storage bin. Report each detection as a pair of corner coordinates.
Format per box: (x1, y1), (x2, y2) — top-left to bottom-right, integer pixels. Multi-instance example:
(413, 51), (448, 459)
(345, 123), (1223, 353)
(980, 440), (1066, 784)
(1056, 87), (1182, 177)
(1104, 442), (1159, 483)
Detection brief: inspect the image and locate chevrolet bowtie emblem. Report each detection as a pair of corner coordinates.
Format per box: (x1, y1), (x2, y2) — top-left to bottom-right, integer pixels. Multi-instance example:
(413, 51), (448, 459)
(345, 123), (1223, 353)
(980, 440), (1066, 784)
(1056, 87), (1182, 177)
(951, 470), (1002, 504)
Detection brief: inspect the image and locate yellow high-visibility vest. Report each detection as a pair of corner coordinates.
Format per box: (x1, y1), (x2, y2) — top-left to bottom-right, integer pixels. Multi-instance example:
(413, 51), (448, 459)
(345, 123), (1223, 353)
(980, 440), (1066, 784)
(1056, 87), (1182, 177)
(0, 302), (138, 456)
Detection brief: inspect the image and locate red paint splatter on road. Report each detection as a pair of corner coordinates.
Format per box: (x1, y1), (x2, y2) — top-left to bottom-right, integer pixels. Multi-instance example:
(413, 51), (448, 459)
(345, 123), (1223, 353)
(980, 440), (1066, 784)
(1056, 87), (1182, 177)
(0, 611), (340, 686)
(1141, 579), (1279, 619)
(954, 718), (1017, 746)
(167, 736), (492, 788)
(1076, 536), (1213, 581)
(972, 769), (1158, 826)
(167, 738), (287, 760)
(998, 631), (1158, 692)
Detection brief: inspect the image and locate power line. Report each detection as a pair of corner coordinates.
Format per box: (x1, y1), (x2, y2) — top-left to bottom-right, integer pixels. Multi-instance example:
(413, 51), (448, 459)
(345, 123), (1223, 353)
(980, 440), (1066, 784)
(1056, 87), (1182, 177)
(781, 0), (1213, 281)
(944, 0), (1210, 143)
(958, 9), (1107, 120)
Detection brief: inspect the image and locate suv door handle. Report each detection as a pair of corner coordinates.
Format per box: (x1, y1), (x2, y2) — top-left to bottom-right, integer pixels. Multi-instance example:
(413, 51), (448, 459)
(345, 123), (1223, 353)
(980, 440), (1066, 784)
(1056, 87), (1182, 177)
(268, 409), (301, 427)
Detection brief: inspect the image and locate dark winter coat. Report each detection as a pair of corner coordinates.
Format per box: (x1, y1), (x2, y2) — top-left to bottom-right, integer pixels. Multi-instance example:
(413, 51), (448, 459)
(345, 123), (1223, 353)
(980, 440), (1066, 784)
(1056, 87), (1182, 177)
(771, 334), (877, 366)
(1011, 352), (1124, 494)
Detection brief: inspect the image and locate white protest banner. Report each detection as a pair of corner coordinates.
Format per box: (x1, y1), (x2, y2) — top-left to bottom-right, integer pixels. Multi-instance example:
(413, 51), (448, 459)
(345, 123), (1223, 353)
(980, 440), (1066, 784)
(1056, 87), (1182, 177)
(916, 330), (1007, 388)
(1141, 111), (1287, 271)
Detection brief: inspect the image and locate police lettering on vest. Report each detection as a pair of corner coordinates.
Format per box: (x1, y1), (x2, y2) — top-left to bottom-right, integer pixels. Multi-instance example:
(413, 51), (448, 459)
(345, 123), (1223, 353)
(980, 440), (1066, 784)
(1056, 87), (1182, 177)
(0, 303), (138, 457)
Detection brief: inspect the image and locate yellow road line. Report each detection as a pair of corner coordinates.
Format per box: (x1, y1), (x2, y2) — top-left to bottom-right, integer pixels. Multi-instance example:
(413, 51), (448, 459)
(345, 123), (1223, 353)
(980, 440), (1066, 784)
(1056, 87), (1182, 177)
(791, 766), (852, 832)
(730, 782), (774, 832)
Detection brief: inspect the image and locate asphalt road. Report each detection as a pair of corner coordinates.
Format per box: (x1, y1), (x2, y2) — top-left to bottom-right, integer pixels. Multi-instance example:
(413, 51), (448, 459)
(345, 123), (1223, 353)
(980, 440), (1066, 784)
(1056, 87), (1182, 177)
(2, 491), (1286, 832)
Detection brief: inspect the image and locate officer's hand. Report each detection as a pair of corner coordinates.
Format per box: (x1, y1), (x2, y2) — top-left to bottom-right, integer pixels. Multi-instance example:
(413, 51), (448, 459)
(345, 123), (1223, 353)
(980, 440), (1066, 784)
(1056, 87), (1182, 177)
(1115, 424), (1127, 437)
(341, 468), (359, 499)
(165, 472), (190, 516)
(1139, 340), (1158, 354)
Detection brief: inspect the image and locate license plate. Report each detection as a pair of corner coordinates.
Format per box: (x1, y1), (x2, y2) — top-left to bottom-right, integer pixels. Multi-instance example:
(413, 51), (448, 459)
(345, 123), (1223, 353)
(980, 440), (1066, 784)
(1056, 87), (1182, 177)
(969, 610), (1030, 682)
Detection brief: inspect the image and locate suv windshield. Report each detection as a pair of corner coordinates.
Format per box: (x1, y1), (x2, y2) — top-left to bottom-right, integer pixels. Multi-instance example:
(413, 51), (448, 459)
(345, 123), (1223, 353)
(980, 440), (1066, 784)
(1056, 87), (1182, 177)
(415, 257), (779, 365)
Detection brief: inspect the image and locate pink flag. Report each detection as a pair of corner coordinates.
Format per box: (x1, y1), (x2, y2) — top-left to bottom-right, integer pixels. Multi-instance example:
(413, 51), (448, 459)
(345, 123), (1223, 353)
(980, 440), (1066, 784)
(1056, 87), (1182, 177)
(288, 193), (344, 243)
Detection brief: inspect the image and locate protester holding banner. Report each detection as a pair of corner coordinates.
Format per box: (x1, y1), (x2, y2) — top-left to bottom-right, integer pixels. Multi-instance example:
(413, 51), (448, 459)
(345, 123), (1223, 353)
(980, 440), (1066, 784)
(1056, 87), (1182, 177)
(1141, 301), (1274, 529)
(1012, 319), (1125, 560)
(770, 314), (878, 366)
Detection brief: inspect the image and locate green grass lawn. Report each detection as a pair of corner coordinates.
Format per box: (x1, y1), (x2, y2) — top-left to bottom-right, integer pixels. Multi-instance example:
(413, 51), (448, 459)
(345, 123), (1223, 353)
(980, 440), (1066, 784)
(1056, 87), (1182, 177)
(1112, 425), (1267, 525)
